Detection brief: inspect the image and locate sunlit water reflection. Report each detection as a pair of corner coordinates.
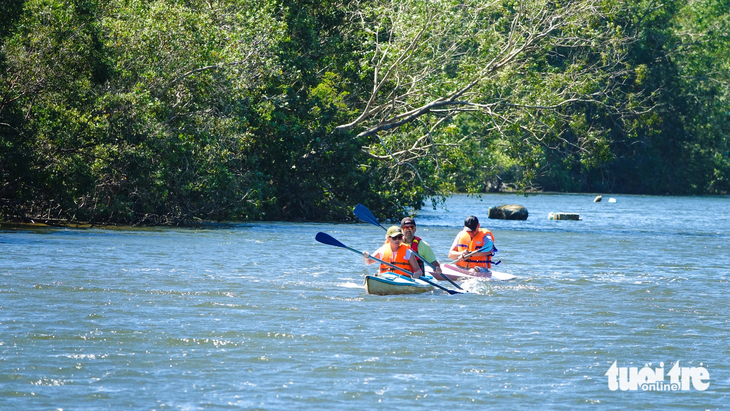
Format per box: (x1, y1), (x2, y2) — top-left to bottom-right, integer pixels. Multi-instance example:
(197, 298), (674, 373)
(1, 194), (728, 409)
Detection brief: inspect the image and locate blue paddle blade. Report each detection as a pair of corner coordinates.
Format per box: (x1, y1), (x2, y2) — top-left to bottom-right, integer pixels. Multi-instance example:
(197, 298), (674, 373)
(353, 204), (383, 229)
(315, 232), (346, 248)
(482, 238), (494, 253)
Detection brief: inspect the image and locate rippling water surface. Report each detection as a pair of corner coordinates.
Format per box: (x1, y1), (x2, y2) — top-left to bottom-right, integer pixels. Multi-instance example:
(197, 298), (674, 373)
(1, 194), (728, 409)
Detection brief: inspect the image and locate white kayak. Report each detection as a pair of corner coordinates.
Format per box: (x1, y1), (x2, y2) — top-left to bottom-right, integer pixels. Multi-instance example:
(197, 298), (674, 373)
(427, 263), (516, 281)
(364, 273), (437, 295)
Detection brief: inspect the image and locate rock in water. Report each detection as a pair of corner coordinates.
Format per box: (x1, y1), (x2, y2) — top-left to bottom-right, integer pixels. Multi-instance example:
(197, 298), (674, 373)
(488, 204), (529, 220)
(594, 195), (602, 202)
(548, 212), (581, 221)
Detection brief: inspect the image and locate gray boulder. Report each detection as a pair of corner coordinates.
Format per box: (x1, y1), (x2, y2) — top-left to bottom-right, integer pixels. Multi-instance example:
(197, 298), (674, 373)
(488, 204), (528, 220)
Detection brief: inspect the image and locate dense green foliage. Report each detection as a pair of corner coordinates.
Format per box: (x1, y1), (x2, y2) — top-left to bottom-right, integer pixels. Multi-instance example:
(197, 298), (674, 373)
(1, 0), (728, 225)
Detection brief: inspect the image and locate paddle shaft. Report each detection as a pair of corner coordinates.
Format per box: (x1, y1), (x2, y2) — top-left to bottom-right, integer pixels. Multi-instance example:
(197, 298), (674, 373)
(449, 245), (493, 264)
(440, 264), (495, 293)
(411, 272), (460, 294)
(316, 231), (407, 275)
(345, 246), (412, 278)
(408, 248), (462, 290)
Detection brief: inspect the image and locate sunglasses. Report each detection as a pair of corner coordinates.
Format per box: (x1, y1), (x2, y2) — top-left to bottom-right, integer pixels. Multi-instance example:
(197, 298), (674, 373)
(391, 235), (404, 240)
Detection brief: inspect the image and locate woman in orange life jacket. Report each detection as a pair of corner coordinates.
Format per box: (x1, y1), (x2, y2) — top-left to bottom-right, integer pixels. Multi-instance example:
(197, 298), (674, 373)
(362, 226), (423, 279)
(447, 215), (495, 274)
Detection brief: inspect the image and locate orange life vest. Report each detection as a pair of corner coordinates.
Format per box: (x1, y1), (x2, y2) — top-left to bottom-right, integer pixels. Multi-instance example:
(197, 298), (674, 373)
(455, 229), (494, 269)
(380, 243), (414, 277)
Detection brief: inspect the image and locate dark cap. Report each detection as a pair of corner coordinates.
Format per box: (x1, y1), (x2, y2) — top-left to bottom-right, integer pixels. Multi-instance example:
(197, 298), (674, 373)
(400, 217), (416, 227)
(464, 215), (479, 231)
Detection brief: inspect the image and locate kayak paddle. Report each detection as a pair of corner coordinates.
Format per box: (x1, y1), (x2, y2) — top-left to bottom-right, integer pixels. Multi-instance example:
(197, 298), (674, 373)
(353, 204), (387, 231)
(353, 204), (464, 291)
(449, 241), (496, 264)
(315, 232), (464, 295)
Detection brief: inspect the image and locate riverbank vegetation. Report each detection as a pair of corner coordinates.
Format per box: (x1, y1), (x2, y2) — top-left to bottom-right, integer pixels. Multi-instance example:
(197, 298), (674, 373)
(1, 0), (728, 225)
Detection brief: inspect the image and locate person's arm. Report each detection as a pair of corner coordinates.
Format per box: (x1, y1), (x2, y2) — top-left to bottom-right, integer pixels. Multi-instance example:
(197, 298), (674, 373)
(417, 242), (442, 274)
(407, 252), (423, 279)
(362, 247), (382, 265)
(448, 233), (466, 260)
(430, 260), (442, 274)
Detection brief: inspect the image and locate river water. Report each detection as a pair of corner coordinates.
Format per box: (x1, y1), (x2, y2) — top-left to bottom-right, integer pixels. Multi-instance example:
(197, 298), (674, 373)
(1, 193), (728, 409)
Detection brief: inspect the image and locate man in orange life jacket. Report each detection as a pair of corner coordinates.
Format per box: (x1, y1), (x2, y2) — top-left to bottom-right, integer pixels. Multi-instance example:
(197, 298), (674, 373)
(400, 217), (442, 277)
(448, 215), (495, 274)
(362, 226), (423, 279)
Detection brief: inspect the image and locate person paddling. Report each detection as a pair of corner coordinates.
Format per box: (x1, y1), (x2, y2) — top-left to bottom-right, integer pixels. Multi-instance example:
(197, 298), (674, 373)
(363, 226), (423, 279)
(448, 215), (495, 274)
(400, 217), (443, 277)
